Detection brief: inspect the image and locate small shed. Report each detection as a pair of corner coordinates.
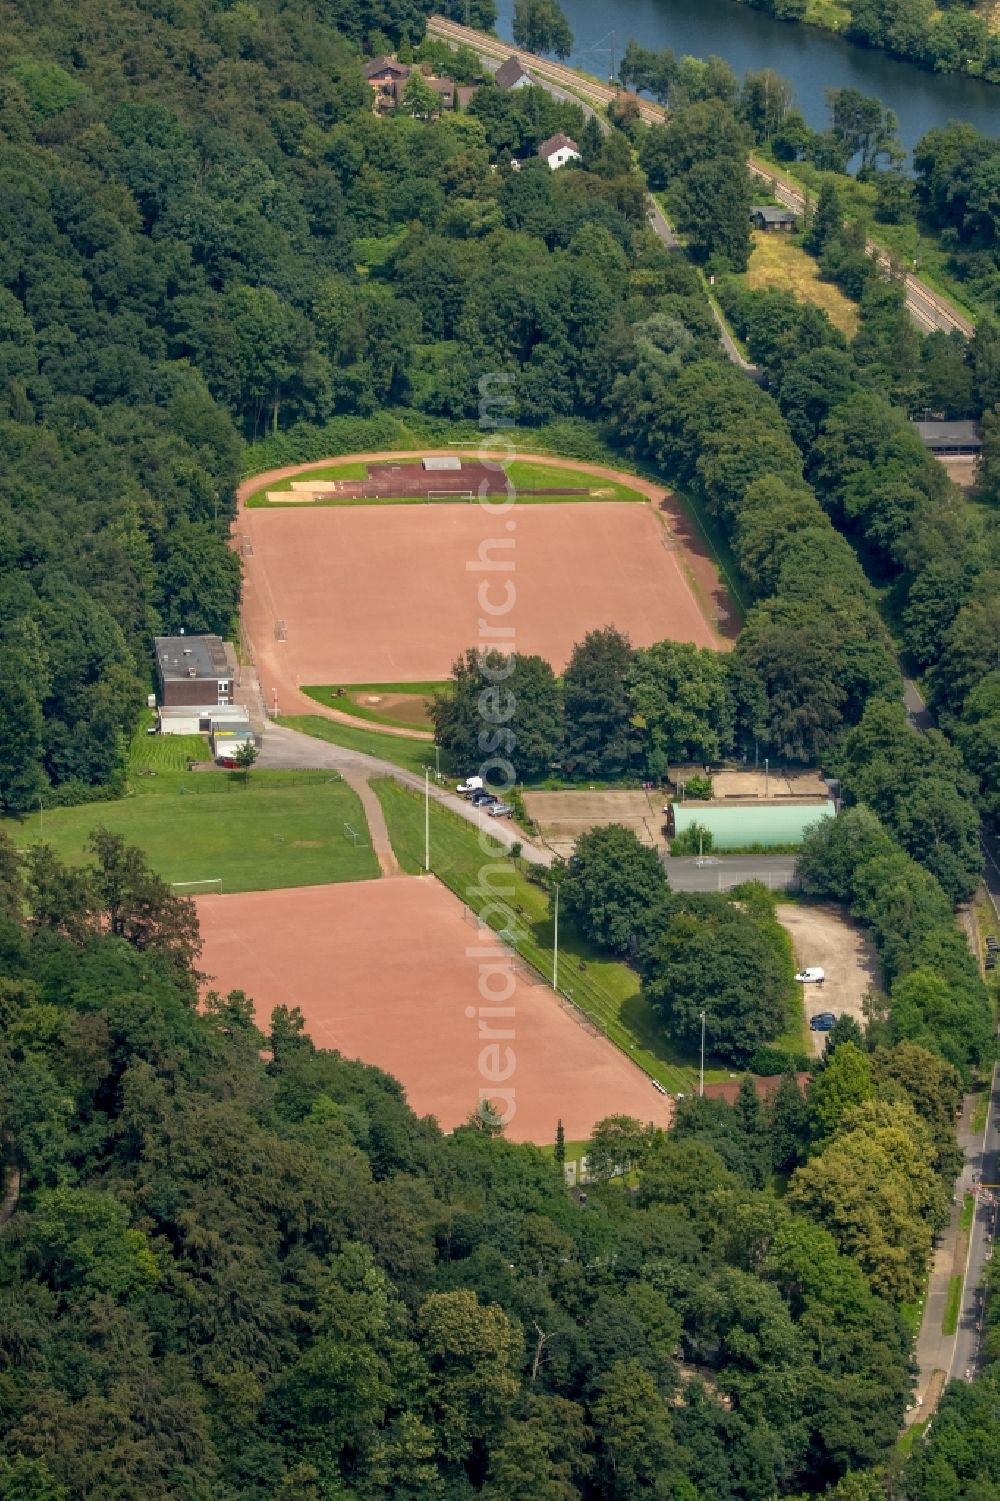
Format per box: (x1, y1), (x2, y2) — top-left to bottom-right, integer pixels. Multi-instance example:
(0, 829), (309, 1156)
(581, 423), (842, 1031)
(422, 455), (463, 471)
(211, 719), (254, 762)
(751, 204), (797, 232)
(670, 798), (834, 850)
(911, 420), (982, 455)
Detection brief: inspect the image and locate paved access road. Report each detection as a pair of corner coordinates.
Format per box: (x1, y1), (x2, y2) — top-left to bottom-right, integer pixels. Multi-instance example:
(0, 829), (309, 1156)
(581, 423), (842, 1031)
(952, 1068), (1000, 1386)
(260, 720), (801, 893)
(665, 854), (796, 892)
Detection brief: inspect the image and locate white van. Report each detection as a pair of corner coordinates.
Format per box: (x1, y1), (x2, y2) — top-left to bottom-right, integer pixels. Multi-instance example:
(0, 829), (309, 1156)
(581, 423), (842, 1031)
(456, 776), (484, 796)
(794, 967), (826, 984)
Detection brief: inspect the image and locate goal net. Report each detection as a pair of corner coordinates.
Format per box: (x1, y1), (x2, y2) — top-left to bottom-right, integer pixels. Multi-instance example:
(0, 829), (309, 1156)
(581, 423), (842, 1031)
(170, 878), (223, 896)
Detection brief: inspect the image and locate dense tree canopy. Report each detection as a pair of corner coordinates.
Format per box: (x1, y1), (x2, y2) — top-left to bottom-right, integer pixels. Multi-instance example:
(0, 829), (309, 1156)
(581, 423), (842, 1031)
(0, 828), (935, 1499)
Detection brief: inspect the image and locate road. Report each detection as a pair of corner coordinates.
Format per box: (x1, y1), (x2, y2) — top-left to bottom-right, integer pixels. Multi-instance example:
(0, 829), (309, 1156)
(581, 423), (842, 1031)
(665, 853), (796, 892)
(951, 1069), (1000, 1386)
(257, 722), (552, 865)
(894, 674), (1000, 1416)
(428, 15), (974, 340)
(259, 720), (804, 893)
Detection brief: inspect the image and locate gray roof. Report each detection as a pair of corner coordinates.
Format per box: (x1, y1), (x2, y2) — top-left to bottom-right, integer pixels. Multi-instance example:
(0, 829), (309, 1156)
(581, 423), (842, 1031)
(422, 455), (463, 471)
(155, 635), (229, 681)
(495, 55), (534, 88)
(751, 204), (797, 224)
(912, 419), (982, 449)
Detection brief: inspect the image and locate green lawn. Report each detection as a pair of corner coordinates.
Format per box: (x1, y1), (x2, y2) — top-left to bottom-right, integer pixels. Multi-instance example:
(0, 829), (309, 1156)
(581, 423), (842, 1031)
(373, 777), (724, 1094)
(505, 459), (644, 501)
(282, 714), (447, 778)
(960, 1193), (976, 1233)
(7, 735), (379, 893)
(246, 461), (369, 506)
(943, 1274), (963, 1336)
(302, 682), (444, 731)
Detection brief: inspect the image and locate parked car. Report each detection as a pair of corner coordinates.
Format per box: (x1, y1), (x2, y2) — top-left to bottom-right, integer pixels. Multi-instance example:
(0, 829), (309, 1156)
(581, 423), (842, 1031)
(471, 791), (497, 806)
(489, 801), (514, 817)
(456, 777), (484, 796)
(795, 967), (826, 984)
(809, 1012), (837, 1031)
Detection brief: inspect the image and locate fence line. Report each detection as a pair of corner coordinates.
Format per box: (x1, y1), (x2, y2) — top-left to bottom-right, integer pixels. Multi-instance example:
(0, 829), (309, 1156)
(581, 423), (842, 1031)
(441, 865), (675, 1088)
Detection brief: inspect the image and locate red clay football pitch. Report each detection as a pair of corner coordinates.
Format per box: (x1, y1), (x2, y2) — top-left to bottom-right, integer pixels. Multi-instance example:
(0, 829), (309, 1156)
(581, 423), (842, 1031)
(196, 878), (673, 1144)
(242, 497), (723, 693)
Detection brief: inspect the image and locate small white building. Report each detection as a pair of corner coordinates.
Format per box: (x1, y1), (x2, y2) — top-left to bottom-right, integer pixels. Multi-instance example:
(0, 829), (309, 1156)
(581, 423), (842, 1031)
(537, 132), (581, 170)
(156, 704), (252, 737)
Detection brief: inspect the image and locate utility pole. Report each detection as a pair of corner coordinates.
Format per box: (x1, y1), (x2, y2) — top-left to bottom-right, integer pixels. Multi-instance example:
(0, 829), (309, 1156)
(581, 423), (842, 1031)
(699, 1010), (706, 1097)
(552, 883), (561, 993)
(764, 757), (769, 798)
(424, 767), (430, 872)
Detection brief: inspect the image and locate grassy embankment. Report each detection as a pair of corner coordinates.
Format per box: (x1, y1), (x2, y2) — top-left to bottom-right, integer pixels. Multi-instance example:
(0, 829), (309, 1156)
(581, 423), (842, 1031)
(372, 776), (745, 1094)
(281, 714), (445, 777)
(3, 727), (379, 893)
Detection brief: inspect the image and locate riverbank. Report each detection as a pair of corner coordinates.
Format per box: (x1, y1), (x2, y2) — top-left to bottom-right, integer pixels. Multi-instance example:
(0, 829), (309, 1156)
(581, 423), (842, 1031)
(721, 0), (1000, 85)
(494, 0), (1000, 153)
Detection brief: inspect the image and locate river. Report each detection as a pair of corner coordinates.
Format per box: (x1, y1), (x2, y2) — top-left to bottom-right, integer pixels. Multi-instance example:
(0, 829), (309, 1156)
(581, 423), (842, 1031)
(494, 0), (999, 157)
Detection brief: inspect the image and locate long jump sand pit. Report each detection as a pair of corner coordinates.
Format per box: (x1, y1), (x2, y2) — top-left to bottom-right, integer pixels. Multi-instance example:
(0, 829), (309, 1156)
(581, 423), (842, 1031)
(196, 878), (672, 1143)
(243, 496), (725, 690)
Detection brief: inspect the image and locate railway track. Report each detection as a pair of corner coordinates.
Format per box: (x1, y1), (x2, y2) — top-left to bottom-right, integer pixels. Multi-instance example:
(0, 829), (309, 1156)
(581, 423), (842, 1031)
(428, 15), (975, 339)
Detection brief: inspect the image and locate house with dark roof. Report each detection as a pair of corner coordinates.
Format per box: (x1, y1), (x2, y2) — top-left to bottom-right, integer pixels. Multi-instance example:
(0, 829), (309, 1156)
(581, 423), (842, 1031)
(751, 204), (798, 232)
(426, 76), (456, 109)
(362, 56), (411, 84)
(362, 55), (411, 110)
(494, 54), (535, 89)
(538, 132), (581, 170)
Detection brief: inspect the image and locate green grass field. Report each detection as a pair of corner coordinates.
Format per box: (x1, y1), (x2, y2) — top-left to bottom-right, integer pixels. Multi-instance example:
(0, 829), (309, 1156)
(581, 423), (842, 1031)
(302, 682), (444, 731)
(960, 1193), (976, 1233)
(505, 459), (644, 501)
(247, 457), (646, 508)
(6, 731), (379, 892)
(373, 778), (729, 1094)
(943, 1274), (963, 1336)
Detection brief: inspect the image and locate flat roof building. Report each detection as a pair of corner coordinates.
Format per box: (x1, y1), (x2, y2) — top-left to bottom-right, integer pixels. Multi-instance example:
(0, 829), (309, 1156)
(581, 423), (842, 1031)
(154, 635), (237, 709)
(670, 797), (835, 850)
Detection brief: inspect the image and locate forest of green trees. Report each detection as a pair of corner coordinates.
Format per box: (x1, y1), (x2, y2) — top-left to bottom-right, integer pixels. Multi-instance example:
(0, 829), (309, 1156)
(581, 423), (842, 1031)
(0, 828), (979, 1498)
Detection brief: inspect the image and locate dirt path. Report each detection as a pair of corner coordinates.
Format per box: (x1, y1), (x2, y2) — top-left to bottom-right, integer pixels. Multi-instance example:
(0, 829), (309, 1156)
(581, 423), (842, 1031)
(235, 450), (737, 732)
(776, 903), (880, 1056)
(341, 771), (403, 878)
